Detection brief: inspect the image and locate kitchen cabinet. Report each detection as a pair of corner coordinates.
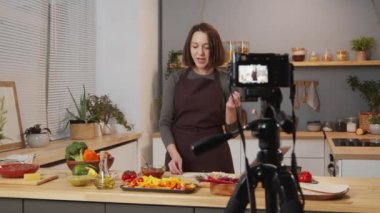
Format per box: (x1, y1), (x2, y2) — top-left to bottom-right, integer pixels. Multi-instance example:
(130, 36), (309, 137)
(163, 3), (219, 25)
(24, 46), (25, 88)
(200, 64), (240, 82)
(107, 203), (192, 213)
(195, 208), (264, 213)
(337, 159), (380, 178)
(24, 200), (104, 213)
(153, 137), (241, 174)
(241, 138), (325, 176)
(0, 198), (22, 213)
(154, 135), (325, 175)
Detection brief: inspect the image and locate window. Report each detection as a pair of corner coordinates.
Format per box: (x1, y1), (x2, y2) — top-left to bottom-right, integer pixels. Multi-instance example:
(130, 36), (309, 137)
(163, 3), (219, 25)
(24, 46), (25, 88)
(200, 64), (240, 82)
(0, 0), (96, 140)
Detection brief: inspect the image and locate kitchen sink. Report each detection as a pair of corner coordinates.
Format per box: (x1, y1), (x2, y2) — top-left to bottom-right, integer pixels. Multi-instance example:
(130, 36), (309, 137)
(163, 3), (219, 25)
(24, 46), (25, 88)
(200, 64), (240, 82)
(332, 138), (380, 147)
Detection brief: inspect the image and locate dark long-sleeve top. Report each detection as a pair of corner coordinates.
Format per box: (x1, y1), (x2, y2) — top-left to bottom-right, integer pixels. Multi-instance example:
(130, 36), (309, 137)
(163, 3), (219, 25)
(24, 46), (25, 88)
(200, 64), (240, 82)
(159, 68), (235, 148)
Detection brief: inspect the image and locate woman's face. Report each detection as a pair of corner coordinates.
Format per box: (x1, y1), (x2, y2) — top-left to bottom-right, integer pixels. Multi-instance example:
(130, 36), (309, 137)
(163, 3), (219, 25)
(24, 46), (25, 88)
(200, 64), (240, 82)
(190, 31), (210, 72)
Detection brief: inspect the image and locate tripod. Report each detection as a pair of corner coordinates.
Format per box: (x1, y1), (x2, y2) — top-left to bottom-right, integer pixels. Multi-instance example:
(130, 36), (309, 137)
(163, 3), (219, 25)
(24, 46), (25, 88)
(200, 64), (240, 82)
(225, 88), (303, 213)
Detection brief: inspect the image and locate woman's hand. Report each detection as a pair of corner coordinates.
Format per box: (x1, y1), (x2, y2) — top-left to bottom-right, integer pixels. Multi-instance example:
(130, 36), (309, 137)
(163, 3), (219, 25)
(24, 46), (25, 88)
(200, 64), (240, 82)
(226, 91), (241, 109)
(167, 144), (183, 174)
(226, 91), (241, 124)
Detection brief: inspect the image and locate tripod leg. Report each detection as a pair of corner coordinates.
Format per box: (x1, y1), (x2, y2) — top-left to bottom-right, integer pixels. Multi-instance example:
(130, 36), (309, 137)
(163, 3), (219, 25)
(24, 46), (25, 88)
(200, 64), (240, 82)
(224, 167), (259, 213)
(271, 166), (303, 213)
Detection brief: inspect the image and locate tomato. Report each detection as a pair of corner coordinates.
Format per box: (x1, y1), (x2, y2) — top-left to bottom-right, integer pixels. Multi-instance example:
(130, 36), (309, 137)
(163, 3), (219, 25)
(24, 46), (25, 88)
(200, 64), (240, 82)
(122, 170), (137, 181)
(298, 171), (312, 183)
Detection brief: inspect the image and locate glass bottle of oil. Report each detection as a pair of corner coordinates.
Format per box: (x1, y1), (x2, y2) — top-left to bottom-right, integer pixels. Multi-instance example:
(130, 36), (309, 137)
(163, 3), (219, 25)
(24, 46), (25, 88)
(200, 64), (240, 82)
(95, 151), (115, 189)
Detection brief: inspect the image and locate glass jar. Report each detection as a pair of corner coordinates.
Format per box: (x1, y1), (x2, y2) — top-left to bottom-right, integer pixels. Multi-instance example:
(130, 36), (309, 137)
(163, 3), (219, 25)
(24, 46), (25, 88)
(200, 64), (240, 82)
(235, 41), (249, 54)
(336, 49), (348, 61)
(308, 51), (319, 62)
(335, 118), (346, 132)
(223, 41), (235, 64)
(346, 117), (358, 132)
(321, 49), (333, 61)
(291, 47), (306, 62)
(322, 121), (335, 132)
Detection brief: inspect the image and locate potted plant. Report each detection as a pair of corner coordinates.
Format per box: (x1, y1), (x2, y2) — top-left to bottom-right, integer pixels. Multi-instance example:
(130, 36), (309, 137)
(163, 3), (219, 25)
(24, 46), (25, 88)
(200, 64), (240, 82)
(347, 75), (380, 130)
(165, 50), (182, 79)
(369, 114), (380, 134)
(24, 124), (51, 148)
(350, 36), (375, 61)
(88, 94), (132, 135)
(66, 85), (96, 140)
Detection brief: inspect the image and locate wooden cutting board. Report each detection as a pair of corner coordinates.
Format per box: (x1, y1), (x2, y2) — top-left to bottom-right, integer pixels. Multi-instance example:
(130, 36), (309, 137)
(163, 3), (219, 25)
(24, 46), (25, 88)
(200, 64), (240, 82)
(0, 174), (58, 186)
(301, 183), (349, 200)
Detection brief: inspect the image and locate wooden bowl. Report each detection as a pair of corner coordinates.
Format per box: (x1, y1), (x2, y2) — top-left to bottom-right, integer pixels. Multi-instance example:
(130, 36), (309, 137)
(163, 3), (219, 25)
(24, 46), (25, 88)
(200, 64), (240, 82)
(66, 156), (114, 171)
(210, 182), (237, 196)
(0, 163), (39, 178)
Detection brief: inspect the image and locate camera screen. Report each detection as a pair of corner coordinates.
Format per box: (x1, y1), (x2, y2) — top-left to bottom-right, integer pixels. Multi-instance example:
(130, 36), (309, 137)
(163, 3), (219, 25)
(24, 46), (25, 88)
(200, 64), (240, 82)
(238, 64), (269, 84)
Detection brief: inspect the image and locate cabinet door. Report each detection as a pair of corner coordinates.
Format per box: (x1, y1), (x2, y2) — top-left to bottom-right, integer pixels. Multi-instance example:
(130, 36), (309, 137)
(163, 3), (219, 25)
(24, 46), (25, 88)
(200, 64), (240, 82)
(24, 200), (104, 213)
(106, 142), (138, 171)
(153, 137), (166, 166)
(282, 157), (325, 176)
(0, 198), (22, 213)
(153, 137), (241, 174)
(340, 160), (380, 177)
(240, 139), (261, 173)
(107, 203), (192, 213)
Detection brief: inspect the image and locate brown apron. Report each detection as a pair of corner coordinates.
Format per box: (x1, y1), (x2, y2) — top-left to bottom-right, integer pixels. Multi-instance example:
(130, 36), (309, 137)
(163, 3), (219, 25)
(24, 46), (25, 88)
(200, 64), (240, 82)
(165, 69), (234, 173)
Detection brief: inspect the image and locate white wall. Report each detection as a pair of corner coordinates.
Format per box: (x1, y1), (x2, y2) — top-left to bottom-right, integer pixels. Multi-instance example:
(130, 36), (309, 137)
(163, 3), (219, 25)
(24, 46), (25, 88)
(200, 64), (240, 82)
(96, 0), (159, 165)
(162, 0), (380, 129)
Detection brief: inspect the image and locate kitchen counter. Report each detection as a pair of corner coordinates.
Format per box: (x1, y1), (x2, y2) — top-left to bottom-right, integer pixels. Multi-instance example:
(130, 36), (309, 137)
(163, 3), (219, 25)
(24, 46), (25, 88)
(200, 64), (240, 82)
(0, 133), (141, 167)
(325, 132), (380, 160)
(153, 131), (325, 140)
(0, 169), (380, 213)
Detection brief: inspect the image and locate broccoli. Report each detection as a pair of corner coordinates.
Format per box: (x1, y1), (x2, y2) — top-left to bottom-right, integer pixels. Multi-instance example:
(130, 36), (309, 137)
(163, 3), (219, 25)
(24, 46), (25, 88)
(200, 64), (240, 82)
(65, 141), (88, 161)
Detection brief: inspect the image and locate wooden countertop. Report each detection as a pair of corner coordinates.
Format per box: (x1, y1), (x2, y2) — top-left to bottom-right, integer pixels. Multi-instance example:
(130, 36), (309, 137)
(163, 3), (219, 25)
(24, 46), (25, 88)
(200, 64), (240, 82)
(0, 169), (380, 212)
(153, 131), (324, 140)
(325, 132), (380, 160)
(0, 133), (141, 166)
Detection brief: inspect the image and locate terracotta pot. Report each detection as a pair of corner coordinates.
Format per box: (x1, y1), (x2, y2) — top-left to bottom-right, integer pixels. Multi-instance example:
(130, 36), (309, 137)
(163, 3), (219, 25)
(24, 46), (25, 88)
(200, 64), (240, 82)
(69, 122), (96, 140)
(355, 51), (368, 61)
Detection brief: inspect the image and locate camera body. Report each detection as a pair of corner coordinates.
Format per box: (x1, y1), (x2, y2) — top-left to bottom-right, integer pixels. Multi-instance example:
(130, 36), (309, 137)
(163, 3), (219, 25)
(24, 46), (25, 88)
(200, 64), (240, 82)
(231, 53), (293, 88)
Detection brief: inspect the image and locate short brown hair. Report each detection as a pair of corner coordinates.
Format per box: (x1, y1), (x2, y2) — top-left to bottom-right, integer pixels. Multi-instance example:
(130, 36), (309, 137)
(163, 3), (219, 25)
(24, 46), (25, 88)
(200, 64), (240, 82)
(182, 23), (225, 69)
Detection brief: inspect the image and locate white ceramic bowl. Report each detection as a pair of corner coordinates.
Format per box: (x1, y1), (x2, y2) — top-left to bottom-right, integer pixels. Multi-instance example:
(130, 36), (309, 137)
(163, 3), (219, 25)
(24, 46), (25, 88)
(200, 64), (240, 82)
(307, 123), (321, 132)
(369, 124), (380, 135)
(26, 133), (50, 148)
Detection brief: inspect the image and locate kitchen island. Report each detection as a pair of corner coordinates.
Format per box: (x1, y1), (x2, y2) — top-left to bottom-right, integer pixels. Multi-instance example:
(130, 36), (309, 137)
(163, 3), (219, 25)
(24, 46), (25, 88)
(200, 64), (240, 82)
(0, 169), (379, 213)
(325, 132), (380, 177)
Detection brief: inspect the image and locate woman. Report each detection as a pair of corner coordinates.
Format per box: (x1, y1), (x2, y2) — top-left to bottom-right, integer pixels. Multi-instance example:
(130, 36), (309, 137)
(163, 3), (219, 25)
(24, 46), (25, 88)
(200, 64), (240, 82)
(159, 22), (241, 174)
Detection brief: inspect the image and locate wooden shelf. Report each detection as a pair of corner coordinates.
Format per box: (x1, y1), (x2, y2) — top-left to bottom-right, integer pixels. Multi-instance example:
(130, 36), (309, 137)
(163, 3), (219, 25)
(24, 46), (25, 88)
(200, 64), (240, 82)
(292, 60), (380, 67)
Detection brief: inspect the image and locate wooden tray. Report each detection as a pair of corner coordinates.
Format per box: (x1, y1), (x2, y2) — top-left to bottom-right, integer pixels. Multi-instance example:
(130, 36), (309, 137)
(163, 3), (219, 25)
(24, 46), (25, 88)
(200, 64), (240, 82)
(120, 185), (197, 194)
(0, 174), (58, 186)
(301, 183), (349, 200)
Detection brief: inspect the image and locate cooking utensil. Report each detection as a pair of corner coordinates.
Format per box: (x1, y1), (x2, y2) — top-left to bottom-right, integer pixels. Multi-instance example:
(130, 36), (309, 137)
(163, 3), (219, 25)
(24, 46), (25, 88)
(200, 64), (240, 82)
(302, 83), (308, 103)
(294, 84), (300, 109)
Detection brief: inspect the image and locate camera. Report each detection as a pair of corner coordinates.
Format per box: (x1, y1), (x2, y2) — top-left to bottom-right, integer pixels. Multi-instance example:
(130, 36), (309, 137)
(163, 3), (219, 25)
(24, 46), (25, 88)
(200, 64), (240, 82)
(231, 53), (293, 88)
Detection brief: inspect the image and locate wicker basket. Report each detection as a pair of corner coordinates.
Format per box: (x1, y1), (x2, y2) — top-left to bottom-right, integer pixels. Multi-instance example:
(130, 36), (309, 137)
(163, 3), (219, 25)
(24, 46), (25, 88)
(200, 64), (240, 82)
(359, 112), (379, 131)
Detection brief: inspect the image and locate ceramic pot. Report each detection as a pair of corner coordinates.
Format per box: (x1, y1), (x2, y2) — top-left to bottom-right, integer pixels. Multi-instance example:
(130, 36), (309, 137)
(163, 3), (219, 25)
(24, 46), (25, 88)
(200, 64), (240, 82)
(26, 133), (50, 148)
(355, 51), (368, 61)
(369, 124), (380, 135)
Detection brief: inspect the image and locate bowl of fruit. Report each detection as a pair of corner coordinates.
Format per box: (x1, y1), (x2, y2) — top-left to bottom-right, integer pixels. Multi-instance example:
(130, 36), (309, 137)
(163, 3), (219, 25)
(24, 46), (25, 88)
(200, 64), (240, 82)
(65, 141), (114, 171)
